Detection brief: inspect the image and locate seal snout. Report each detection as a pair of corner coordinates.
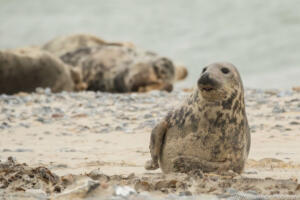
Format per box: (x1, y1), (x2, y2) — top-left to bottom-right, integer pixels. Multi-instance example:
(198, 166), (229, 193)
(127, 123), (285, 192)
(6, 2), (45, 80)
(198, 73), (219, 92)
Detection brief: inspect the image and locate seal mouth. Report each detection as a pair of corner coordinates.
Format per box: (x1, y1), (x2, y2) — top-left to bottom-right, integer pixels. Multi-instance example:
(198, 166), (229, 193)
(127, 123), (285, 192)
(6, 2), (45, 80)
(199, 85), (216, 92)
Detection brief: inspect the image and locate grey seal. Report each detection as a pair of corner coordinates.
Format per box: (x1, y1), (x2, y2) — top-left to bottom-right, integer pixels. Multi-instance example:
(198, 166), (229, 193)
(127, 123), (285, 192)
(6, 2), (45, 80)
(145, 62), (250, 174)
(0, 48), (86, 94)
(60, 45), (182, 93)
(42, 33), (188, 93)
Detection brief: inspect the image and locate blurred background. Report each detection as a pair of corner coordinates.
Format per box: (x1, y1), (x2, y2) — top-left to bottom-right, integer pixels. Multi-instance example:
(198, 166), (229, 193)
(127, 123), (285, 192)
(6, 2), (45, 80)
(0, 0), (299, 89)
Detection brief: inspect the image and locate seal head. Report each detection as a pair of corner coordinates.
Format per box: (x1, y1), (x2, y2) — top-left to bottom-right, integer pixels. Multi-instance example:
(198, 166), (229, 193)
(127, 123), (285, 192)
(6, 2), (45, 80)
(197, 62), (243, 102)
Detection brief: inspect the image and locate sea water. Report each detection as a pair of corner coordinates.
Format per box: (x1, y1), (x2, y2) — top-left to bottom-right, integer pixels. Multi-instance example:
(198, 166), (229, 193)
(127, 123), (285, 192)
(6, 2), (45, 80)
(0, 0), (299, 89)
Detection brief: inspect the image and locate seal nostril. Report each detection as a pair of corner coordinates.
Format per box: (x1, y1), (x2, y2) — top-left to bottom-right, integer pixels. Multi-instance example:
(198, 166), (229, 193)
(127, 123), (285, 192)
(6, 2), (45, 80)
(202, 67), (207, 73)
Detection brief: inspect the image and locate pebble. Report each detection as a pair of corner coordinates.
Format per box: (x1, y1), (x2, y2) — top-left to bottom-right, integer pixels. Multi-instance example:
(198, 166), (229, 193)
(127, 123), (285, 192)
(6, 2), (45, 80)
(115, 126), (125, 131)
(272, 105), (286, 113)
(36, 117), (50, 124)
(226, 188), (238, 194)
(98, 128), (111, 134)
(277, 90), (293, 97)
(15, 148), (33, 152)
(290, 121), (300, 125)
(114, 186), (137, 197)
(179, 191), (192, 196)
(59, 148), (77, 152)
(0, 122), (11, 129)
(19, 123), (30, 128)
(144, 113), (153, 119)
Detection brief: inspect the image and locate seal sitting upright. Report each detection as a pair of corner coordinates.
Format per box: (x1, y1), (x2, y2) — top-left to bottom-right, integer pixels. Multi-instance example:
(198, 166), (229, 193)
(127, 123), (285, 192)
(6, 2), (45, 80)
(145, 62), (250, 174)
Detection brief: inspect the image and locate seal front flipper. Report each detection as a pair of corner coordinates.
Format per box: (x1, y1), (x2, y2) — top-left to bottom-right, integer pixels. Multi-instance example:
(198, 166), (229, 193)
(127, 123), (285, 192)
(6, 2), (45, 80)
(172, 156), (231, 173)
(145, 121), (168, 170)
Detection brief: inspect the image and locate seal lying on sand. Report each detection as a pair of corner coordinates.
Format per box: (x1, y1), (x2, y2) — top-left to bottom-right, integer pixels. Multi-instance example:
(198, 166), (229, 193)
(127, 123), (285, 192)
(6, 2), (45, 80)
(0, 48), (86, 95)
(145, 62), (250, 174)
(60, 45), (184, 92)
(42, 33), (188, 93)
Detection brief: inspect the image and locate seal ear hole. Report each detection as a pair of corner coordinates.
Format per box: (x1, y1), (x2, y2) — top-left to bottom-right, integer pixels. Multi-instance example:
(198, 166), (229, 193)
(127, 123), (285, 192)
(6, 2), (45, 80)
(221, 67), (230, 74)
(202, 67), (207, 73)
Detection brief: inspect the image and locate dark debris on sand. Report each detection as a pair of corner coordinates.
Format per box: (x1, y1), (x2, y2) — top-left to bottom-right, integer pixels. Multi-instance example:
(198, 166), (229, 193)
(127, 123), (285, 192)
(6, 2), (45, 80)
(0, 157), (64, 194)
(1, 158), (300, 199)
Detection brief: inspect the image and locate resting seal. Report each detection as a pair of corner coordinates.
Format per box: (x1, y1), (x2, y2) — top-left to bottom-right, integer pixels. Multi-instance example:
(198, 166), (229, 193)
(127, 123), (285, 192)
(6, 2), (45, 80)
(60, 45), (178, 93)
(0, 48), (86, 94)
(145, 62), (250, 174)
(42, 33), (188, 93)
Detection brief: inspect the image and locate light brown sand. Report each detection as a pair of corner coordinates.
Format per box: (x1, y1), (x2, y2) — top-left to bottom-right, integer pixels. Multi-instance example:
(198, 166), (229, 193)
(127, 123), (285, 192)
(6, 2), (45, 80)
(0, 89), (300, 198)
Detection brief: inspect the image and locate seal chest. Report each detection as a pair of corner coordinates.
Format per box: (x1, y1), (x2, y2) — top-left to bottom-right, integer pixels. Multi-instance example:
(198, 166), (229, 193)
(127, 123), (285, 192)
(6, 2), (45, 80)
(145, 62), (250, 174)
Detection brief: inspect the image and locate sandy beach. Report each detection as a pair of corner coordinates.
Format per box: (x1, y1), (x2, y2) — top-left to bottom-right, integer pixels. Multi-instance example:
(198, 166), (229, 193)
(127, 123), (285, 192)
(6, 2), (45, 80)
(1, 1), (300, 199)
(0, 87), (299, 199)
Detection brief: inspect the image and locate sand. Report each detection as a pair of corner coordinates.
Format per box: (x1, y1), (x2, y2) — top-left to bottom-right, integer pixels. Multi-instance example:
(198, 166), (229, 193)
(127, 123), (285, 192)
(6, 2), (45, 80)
(0, 88), (300, 199)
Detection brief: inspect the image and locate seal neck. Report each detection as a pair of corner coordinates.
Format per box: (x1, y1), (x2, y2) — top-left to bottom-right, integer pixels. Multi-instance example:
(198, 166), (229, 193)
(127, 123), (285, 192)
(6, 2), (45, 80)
(192, 89), (246, 117)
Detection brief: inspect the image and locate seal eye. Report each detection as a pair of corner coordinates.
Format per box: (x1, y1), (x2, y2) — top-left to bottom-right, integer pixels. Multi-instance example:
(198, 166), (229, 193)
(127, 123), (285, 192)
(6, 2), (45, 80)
(202, 67), (207, 73)
(221, 67), (229, 74)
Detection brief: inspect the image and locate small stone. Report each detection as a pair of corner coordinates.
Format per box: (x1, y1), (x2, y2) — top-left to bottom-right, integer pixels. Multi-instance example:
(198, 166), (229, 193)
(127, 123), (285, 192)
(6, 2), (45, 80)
(245, 190), (258, 195)
(54, 185), (61, 193)
(98, 128), (111, 134)
(272, 105), (285, 113)
(44, 88), (52, 95)
(59, 148), (76, 152)
(226, 188), (238, 194)
(60, 132), (71, 136)
(0, 122), (11, 129)
(35, 87), (45, 94)
(290, 121), (299, 125)
(144, 113), (153, 119)
(57, 179), (100, 198)
(127, 173), (135, 179)
(55, 164), (68, 168)
(270, 190), (280, 195)
(19, 123), (30, 128)
(264, 89), (279, 96)
(15, 149), (33, 152)
(36, 117), (48, 123)
(244, 171), (258, 174)
(44, 131), (51, 135)
(179, 191), (192, 196)
(155, 180), (177, 190)
(88, 169), (110, 182)
(71, 113), (88, 118)
(277, 90), (293, 97)
(115, 126), (124, 131)
(52, 113), (64, 119)
(288, 191), (295, 195)
(135, 181), (151, 191)
(114, 186), (136, 197)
